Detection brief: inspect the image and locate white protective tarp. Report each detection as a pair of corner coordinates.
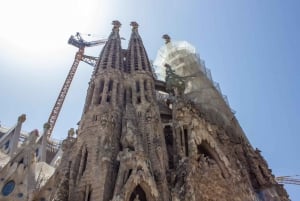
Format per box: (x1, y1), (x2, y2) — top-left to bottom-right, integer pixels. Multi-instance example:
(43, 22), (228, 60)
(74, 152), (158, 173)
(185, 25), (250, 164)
(153, 40), (234, 123)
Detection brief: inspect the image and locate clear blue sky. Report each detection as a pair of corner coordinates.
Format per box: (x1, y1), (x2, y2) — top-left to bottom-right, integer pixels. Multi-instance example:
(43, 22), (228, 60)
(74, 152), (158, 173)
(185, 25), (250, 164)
(0, 0), (299, 199)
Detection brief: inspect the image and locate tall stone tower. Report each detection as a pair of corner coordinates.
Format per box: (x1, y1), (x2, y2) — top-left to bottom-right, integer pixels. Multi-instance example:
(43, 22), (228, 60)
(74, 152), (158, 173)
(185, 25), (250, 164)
(31, 21), (289, 201)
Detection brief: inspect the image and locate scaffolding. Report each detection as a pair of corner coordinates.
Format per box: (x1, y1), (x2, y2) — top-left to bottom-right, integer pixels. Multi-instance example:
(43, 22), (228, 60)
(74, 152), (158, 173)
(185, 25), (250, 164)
(153, 40), (235, 120)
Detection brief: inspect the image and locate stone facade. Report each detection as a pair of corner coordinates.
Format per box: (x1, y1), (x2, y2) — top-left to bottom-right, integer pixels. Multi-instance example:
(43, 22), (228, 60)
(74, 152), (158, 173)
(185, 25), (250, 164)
(0, 21), (289, 201)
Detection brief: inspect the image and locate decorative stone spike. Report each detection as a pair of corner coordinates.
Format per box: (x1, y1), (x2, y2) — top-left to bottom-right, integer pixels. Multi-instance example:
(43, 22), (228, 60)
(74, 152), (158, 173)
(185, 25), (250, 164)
(162, 34), (171, 44)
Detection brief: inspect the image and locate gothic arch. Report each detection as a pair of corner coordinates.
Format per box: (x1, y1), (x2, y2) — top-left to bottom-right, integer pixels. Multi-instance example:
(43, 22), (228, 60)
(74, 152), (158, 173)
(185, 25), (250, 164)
(124, 182), (157, 201)
(129, 185), (147, 201)
(192, 129), (230, 177)
(121, 170), (158, 201)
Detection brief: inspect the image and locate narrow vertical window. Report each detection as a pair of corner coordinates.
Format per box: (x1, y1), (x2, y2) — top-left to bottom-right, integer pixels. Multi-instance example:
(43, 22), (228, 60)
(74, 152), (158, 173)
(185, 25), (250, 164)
(134, 45), (139, 70)
(136, 81), (140, 93)
(184, 128), (189, 157)
(140, 46), (146, 70)
(99, 80), (105, 93)
(107, 80), (113, 103)
(108, 80), (113, 92)
(137, 96), (141, 104)
(179, 129), (183, 147)
(164, 126), (174, 169)
(87, 188), (92, 201)
(144, 80), (147, 90)
(129, 87), (132, 104)
(98, 96), (102, 104)
(123, 90), (127, 106)
(35, 148), (39, 157)
(97, 80), (105, 105)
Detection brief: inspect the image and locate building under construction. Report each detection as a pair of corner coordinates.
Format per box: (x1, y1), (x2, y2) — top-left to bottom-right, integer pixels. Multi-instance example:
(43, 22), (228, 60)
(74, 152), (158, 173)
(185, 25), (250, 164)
(0, 21), (292, 201)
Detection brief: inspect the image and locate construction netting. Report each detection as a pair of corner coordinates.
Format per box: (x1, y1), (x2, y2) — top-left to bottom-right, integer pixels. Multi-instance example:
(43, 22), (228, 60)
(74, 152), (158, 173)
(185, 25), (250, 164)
(153, 40), (235, 122)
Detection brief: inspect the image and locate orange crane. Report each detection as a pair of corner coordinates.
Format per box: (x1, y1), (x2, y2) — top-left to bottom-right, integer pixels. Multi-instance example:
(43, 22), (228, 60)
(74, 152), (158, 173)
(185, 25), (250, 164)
(46, 33), (107, 137)
(276, 175), (300, 186)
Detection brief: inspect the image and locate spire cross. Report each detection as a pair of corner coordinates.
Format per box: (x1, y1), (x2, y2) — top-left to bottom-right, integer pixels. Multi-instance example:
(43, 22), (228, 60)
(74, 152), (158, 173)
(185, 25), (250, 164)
(130, 21), (139, 31)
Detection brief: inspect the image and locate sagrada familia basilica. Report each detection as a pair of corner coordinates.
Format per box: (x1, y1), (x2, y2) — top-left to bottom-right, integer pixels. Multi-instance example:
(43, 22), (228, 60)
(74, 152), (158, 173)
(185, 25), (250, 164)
(0, 21), (289, 201)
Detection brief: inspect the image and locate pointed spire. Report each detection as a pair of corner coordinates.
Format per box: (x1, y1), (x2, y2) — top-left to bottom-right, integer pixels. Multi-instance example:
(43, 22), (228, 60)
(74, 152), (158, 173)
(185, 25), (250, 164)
(126, 21), (152, 73)
(95, 20), (123, 72)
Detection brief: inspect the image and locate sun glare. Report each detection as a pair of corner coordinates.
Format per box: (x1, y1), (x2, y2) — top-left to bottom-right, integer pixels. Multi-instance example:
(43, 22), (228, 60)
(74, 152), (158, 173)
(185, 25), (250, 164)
(0, 0), (109, 59)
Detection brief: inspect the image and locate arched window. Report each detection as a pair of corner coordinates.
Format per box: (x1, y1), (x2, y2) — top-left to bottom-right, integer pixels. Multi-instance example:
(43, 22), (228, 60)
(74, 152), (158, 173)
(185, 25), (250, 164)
(179, 127), (189, 157)
(107, 80), (113, 103)
(129, 185), (147, 201)
(136, 81), (140, 93)
(97, 80), (105, 105)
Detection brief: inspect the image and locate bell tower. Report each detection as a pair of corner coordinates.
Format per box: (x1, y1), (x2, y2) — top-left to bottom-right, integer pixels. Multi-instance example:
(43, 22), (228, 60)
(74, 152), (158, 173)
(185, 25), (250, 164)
(65, 20), (125, 201)
(110, 22), (169, 201)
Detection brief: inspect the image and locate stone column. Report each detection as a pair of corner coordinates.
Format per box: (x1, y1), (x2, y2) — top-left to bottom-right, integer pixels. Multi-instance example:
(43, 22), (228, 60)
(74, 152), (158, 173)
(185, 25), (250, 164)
(10, 114), (26, 156)
(40, 123), (50, 162)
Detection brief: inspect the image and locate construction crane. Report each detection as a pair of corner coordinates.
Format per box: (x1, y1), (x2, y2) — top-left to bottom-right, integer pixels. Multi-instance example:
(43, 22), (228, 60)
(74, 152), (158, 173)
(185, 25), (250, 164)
(276, 175), (300, 186)
(46, 32), (107, 137)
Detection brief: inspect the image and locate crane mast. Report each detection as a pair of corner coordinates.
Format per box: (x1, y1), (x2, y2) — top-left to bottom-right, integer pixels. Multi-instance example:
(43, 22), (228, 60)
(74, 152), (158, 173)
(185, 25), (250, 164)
(46, 33), (106, 137)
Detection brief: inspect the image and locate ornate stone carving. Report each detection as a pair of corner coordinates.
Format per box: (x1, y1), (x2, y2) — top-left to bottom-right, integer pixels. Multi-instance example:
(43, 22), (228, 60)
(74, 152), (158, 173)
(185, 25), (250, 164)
(18, 114), (26, 123)
(100, 112), (109, 127)
(68, 128), (75, 138)
(121, 120), (137, 151)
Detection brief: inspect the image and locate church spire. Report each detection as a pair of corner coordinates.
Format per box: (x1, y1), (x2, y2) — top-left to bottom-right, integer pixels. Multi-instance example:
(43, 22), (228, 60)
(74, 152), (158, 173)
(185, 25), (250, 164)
(82, 21), (125, 113)
(124, 22), (153, 74)
(95, 20), (123, 73)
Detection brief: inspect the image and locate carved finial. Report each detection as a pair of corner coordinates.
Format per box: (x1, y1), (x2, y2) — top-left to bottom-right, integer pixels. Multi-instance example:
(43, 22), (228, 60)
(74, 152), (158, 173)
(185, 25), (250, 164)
(68, 128), (75, 138)
(43, 122), (50, 130)
(112, 20), (121, 31)
(162, 34), (171, 44)
(130, 21), (139, 31)
(18, 114), (26, 123)
(29, 129), (39, 143)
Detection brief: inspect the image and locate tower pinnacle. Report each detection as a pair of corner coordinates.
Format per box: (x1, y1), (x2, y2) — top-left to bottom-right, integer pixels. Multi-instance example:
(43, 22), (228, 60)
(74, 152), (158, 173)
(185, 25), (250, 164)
(130, 21), (139, 31)
(162, 34), (171, 44)
(112, 20), (121, 31)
